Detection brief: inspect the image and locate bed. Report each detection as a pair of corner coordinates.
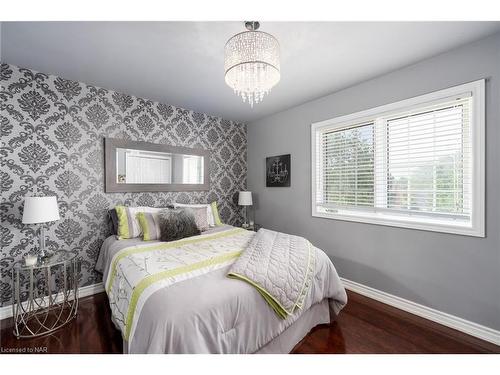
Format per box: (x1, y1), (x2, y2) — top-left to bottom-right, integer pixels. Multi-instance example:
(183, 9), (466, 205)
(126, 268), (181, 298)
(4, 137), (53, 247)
(95, 225), (347, 354)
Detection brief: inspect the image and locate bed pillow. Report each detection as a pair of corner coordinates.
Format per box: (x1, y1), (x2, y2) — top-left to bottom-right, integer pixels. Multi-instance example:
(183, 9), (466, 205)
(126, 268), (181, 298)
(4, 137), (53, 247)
(158, 208), (201, 242)
(115, 206), (163, 239)
(173, 202), (224, 227)
(137, 212), (162, 241)
(210, 201), (223, 226)
(107, 208), (119, 235)
(173, 203), (215, 227)
(187, 206), (209, 232)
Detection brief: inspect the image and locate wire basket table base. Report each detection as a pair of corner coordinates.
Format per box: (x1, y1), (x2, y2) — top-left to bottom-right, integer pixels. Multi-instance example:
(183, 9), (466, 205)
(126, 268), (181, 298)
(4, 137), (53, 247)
(12, 252), (79, 338)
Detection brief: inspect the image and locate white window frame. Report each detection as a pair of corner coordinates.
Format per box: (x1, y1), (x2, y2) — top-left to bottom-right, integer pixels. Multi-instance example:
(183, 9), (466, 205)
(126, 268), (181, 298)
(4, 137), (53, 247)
(311, 80), (485, 237)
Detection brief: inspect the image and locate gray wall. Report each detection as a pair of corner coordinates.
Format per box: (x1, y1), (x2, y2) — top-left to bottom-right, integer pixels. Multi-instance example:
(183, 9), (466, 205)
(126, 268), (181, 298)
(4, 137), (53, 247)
(247, 32), (500, 329)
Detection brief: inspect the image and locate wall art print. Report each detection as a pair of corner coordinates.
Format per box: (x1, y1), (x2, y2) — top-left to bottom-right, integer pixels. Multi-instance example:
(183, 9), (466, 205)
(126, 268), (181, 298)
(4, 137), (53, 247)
(0, 63), (247, 306)
(266, 154), (290, 187)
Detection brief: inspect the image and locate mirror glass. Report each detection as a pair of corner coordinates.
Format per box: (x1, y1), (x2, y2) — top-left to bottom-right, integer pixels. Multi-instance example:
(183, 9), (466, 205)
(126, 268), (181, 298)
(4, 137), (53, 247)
(116, 148), (204, 184)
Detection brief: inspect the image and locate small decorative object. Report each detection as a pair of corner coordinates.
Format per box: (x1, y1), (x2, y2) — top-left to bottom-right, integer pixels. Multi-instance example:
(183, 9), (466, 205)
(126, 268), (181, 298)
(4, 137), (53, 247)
(22, 196), (60, 262)
(224, 21), (280, 107)
(266, 154), (291, 187)
(24, 255), (37, 267)
(238, 191), (253, 228)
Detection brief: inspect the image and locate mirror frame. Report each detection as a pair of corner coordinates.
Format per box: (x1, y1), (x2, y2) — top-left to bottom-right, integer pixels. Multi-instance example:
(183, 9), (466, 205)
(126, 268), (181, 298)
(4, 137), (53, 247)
(104, 137), (210, 192)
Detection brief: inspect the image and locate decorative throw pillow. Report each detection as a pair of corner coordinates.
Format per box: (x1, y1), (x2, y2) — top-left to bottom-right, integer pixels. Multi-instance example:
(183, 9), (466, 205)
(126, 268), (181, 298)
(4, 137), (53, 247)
(136, 212), (162, 241)
(210, 201), (223, 226)
(115, 206), (163, 239)
(187, 207), (209, 232)
(158, 208), (201, 242)
(173, 203), (215, 227)
(107, 208), (119, 235)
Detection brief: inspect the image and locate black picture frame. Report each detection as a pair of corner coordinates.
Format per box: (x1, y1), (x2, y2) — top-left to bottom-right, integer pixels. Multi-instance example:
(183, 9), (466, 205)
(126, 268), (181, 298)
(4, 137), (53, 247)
(266, 154), (291, 187)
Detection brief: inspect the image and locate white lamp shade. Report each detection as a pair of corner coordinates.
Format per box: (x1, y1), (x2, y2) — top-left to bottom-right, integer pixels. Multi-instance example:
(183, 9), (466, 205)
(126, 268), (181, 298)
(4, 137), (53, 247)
(22, 196), (60, 224)
(238, 191), (253, 206)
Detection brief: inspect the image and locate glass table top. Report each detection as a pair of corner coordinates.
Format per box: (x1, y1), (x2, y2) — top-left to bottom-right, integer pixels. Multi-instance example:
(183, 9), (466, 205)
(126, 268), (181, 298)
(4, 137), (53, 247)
(14, 251), (77, 270)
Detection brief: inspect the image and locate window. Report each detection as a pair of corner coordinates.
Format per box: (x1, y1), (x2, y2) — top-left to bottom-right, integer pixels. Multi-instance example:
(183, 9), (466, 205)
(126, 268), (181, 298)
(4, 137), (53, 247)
(125, 150), (172, 184)
(182, 155), (204, 184)
(311, 80), (485, 236)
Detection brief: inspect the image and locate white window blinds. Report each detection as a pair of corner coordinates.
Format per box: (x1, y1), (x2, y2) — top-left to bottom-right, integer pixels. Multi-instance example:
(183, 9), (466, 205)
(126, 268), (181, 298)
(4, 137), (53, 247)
(311, 80), (484, 236)
(317, 122), (375, 209)
(384, 98), (471, 219)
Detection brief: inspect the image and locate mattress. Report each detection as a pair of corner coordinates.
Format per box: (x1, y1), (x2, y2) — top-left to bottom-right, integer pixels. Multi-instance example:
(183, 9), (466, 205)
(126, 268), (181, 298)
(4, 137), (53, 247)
(96, 225), (347, 353)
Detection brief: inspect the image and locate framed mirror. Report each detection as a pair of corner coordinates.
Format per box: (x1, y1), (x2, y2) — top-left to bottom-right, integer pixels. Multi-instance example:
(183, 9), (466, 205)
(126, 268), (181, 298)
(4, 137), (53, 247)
(104, 138), (210, 192)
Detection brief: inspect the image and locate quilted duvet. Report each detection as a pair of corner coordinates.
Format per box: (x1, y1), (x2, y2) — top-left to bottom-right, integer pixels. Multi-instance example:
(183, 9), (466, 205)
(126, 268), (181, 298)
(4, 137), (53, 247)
(228, 228), (317, 319)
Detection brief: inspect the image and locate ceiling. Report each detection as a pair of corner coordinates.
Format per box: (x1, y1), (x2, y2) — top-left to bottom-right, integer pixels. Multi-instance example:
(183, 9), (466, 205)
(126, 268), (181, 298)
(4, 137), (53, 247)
(2, 22), (500, 123)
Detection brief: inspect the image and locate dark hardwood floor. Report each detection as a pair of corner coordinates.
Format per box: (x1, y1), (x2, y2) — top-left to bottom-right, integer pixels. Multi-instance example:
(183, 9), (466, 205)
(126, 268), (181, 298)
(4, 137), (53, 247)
(1, 290), (499, 354)
(293, 291), (500, 354)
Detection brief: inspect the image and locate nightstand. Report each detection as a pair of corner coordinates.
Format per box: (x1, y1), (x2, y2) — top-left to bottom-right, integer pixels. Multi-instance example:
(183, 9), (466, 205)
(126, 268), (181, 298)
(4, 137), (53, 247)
(11, 251), (80, 338)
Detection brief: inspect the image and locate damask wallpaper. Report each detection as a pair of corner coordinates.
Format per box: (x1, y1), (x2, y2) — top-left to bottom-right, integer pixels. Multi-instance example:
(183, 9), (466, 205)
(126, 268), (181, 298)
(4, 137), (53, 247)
(0, 63), (247, 306)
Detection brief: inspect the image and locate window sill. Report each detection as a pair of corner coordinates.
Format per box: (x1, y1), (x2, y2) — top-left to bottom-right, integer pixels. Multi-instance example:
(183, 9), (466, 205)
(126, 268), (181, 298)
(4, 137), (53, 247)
(312, 209), (484, 237)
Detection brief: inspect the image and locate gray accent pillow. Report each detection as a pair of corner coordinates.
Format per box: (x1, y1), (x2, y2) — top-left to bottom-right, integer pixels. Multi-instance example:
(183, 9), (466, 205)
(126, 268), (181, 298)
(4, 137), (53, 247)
(107, 208), (119, 235)
(158, 208), (201, 242)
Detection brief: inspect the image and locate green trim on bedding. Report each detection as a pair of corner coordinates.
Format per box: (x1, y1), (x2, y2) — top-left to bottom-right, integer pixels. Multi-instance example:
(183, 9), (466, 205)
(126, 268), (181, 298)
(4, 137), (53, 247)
(105, 227), (245, 292)
(115, 206), (131, 240)
(227, 272), (289, 319)
(124, 250), (243, 340)
(137, 212), (157, 241)
(227, 241), (314, 320)
(136, 212), (148, 240)
(211, 201), (223, 226)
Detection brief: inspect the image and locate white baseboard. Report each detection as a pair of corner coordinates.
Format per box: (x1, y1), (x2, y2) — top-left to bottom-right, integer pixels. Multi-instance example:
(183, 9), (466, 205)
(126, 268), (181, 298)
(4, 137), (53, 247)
(341, 277), (500, 346)
(0, 282), (104, 321)
(78, 282), (105, 299)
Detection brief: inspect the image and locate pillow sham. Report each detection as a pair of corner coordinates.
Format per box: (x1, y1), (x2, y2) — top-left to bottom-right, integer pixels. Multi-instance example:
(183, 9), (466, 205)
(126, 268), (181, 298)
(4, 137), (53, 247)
(158, 208), (200, 242)
(210, 201), (223, 226)
(137, 212), (162, 241)
(173, 203), (215, 227)
(115, 206), (162, 239)
(187, 206), (209, 232)
(173, 202), (224, 226)
(107, 208), (119, 235)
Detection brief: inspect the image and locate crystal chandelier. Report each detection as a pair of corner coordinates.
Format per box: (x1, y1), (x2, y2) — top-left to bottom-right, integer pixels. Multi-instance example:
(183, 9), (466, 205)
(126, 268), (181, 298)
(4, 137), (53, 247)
(224, 21), (280, 107)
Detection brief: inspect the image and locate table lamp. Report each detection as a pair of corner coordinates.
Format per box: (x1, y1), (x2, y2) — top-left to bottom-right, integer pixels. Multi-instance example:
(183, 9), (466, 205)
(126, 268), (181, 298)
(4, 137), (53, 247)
(238, 191), (253, 228)
(22, 196), (60, 261)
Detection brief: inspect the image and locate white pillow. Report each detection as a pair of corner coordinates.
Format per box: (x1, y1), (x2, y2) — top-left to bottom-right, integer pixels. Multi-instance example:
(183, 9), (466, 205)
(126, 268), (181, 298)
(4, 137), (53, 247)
(173, 203), (215, 227)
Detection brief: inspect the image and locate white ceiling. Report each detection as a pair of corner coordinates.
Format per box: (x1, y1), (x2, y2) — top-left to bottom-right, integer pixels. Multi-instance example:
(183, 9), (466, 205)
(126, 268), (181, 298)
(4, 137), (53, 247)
(2, 22), (500, 123)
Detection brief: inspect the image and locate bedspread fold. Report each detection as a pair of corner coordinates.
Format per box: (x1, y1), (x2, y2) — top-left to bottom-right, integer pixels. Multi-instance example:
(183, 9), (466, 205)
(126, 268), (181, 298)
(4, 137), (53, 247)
(227, 229), (316, 319)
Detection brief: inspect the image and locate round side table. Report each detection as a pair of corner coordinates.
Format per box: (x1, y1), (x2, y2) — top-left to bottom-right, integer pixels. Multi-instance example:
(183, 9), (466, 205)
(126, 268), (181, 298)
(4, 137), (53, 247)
(11, 251), (80, 338)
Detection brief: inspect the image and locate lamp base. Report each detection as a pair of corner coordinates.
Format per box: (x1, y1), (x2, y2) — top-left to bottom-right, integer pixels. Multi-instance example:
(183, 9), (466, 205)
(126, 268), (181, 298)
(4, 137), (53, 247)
(37, 224), (52, 262)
